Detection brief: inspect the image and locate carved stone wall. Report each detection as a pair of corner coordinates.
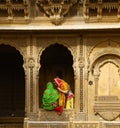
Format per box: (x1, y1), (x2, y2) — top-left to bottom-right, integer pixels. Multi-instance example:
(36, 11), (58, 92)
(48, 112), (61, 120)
(85, 33), (120, 122)
(0, 0), (120, 25)
(0, 31), (120, 128)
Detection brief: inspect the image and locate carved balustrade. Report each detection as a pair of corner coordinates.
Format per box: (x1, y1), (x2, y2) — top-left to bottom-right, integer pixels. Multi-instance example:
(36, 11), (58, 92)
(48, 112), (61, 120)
(84, 0), (120, 22)
(0, 0), (29, 22)
(0, 0), (120, 24)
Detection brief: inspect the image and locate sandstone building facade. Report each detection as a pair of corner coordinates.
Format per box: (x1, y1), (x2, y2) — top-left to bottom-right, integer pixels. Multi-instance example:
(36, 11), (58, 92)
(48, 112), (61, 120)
(0, 0), (120, 128)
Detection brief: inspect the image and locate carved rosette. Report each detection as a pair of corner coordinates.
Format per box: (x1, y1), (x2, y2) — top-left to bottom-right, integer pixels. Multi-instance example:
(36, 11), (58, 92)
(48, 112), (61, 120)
(78, 56), (85, 68)
(36, 0), (78, 25)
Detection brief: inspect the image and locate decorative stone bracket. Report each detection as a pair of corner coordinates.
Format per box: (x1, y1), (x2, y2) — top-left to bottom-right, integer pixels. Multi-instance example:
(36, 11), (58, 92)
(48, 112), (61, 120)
(36, 0), (78, 25)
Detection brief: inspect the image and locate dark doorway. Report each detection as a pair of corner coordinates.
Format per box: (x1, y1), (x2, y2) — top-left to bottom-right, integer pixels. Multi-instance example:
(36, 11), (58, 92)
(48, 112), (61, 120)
(0, 44), (25, 118)
(39, 43), (74, 107)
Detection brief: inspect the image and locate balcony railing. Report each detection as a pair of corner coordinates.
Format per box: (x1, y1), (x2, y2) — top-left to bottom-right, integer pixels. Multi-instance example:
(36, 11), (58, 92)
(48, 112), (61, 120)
(0, 0), (29, 23)
(0, 0), (120, 24)
(84, 0), (120, 22)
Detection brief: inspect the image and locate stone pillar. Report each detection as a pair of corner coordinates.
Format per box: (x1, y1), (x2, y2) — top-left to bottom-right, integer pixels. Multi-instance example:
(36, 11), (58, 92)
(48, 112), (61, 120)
(28, 58), (35, 116)
(72, 42), (80, 112)
(34, 63), (40, 113)
(84, 67), (89, 120)
(74, 65), (80, 112)
(24, 57), (39, 120)
(25, 77), (29, 118)
(23, 59), (29, 118)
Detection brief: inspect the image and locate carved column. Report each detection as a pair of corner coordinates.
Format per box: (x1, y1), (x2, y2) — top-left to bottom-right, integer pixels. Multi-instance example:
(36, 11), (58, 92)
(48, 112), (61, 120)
(73, 39), (81, 112)
(23, 60), (29, 117)
(22, 57), (35, 119)
(27, 35), (40, 119)
(79, 36), (84, 112)
(28, 58), (35, 113)
(73, 59), (80, 112)
(25, 57), (39, 120)
(84, 64), (89, 120)
(35, 63), (41, 113)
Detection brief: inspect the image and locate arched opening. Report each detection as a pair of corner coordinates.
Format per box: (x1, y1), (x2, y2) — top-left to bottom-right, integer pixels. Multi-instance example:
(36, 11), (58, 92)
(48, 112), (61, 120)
(0, 44), (25, 122)
(39, 43), (74, 108)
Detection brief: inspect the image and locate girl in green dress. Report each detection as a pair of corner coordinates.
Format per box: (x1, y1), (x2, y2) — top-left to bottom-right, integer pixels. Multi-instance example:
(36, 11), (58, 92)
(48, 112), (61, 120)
(42, 82), (59, 110)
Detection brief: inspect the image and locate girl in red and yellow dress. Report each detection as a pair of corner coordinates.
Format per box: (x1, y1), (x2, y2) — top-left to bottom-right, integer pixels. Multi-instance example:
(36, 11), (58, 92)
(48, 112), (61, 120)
(54, 77), (74, 114)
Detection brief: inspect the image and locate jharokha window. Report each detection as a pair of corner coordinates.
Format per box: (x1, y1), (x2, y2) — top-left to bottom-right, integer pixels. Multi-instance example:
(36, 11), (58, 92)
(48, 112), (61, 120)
(39, 43), (74, 111)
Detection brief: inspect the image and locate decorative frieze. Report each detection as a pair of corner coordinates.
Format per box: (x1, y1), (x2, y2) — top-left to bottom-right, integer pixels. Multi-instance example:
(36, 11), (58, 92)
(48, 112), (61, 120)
(0, 0), (120, 24)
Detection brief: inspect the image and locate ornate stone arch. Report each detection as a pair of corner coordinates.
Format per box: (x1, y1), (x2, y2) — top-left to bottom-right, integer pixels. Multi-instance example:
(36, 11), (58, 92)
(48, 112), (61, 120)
(36, 39), (78, 121)
(35, 36), (79, 82)
(38, 42), (74, 86)
(37, 41), (76, 72)
(89, 39), (120, 72)
(90, 52), (120, 72)
(0, 38), (26, 118)
(89, 53), (120, 121)
(93, 54), (120, 121)
(89, 52), (120, 95)
(87, 39), (120, 121)
(0, 36), (28, 75)
(88, 39), (120, 58)
(0, 40), (24, 58)
(0, 37), (28, 114)
(96, 57), (120, 72)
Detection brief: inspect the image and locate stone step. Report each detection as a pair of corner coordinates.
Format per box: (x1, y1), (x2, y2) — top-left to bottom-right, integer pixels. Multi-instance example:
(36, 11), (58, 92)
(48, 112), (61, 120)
(26, 121), (69, 128)
(0, 123), (23, 128)
(0, 117), (24, 128)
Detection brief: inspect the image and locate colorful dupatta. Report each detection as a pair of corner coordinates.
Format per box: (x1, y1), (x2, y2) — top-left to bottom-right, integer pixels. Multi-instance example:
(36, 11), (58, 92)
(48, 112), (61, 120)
(42, 82), (59, 110)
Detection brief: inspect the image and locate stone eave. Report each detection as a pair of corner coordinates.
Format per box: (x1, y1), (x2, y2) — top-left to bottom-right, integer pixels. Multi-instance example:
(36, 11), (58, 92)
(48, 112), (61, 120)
(0, 22), (120, 31)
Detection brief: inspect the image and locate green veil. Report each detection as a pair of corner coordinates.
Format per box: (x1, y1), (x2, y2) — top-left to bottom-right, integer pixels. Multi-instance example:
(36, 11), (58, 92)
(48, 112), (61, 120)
(42, 82), (59, 110)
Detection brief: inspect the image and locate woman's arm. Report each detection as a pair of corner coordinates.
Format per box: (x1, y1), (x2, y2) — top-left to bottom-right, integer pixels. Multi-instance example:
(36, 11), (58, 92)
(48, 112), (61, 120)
(57, 87), (68, 94)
